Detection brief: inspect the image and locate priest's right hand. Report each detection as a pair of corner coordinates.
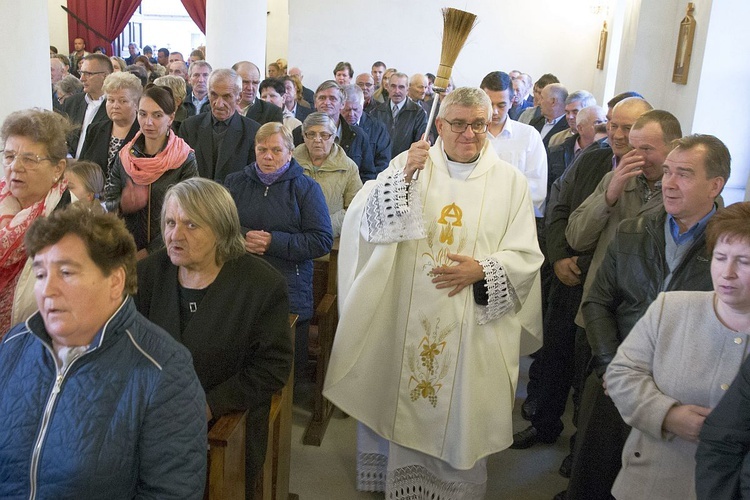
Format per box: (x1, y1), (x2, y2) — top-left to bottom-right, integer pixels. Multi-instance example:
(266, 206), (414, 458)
(404, 135), (430, 183)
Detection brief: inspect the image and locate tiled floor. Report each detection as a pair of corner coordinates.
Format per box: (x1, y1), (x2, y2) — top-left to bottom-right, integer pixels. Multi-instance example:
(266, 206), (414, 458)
(289, 356), (573, 499)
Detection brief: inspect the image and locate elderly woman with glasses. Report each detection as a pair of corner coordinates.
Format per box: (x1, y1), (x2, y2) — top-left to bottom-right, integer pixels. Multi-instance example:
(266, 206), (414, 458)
(293, 112), (362, 238)
(225, 122), (332, 392)
(136, 178), (293, 496)
(0, 109), (72, 334)
(79, 72), (142, 179)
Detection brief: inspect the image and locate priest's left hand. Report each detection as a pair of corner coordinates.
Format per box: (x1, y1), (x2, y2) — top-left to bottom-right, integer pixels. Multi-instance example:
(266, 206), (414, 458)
(431, 253), (485, 297)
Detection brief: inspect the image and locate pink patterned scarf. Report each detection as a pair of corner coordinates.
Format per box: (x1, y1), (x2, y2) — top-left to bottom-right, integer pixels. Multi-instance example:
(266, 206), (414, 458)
(119, 131), (193, 186)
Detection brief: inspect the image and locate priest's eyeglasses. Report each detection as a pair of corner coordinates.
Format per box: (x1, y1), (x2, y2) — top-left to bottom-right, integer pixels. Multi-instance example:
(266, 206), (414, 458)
(443, 120), (489, 134)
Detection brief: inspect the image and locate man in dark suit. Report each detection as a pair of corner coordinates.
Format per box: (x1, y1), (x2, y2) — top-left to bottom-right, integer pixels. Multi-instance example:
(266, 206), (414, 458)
(370, 72), (428, 157)
(61, 53), (112, 157)
(179, 68), (261, 183)
(232, 61), (284, 125)
(290, 80), (374, 175)
(530, 83), (570, 148)
(341, 84), (391, 181)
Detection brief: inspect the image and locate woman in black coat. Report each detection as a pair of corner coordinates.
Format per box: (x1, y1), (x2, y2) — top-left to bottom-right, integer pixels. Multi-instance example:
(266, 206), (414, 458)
(135, 178), (293, 496)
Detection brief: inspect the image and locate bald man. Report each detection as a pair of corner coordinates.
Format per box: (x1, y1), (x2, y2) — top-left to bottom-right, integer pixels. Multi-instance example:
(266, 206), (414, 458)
(232, 61), (284, 125)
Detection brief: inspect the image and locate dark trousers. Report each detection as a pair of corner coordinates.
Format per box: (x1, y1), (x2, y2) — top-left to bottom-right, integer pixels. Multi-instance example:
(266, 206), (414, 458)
(526, 217), (554, 401)
(529, 276), (584, 440)
(566, 372), (631, 500)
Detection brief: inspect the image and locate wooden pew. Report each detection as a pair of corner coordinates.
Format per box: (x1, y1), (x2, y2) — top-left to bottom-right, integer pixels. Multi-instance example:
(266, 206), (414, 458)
(206, 315), (298, 500)
(304, 239), (339, 446)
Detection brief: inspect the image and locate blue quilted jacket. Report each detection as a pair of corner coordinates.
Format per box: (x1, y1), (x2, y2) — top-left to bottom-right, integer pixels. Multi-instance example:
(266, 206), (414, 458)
(225, 159), (333, 321)
(0, 297), (207, 499)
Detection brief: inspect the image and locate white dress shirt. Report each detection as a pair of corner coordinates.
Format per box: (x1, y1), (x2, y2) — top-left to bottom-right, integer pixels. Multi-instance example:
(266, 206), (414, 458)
(487, 118), (548, 217)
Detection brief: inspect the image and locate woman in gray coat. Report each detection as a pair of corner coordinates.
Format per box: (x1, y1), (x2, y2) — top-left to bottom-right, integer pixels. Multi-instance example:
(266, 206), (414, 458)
(606, 202), (750, 500)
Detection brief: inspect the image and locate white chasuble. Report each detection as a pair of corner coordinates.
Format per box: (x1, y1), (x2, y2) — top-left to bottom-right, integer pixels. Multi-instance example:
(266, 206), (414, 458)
(324, 139), (543, 470)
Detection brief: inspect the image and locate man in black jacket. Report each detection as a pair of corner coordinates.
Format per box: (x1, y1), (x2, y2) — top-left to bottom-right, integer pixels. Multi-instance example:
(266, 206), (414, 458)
(566, 134), (729, 500)
(232, 61), (284, 125)
(341, 84), (391, 181)
(180, 60), (212, 116)
(370, 72), (427, 157)
(179, 68), (261, 183)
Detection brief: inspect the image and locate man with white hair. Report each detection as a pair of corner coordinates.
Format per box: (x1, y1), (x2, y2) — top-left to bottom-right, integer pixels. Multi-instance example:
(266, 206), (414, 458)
(341, 84), (391, 180)
(325, 86), (543, 497)
(407, 73), (429, 108)
(548, 90), (597, 148)
(531, 83), (570, 147)
(178, 68), (261, 183)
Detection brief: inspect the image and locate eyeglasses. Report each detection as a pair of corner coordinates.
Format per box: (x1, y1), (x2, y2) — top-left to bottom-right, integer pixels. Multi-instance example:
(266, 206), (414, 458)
(443, 120), (489, 134)
(79, 71), (106, 78)
(304, 131), (333, 141)
(1, 150), (55, 170)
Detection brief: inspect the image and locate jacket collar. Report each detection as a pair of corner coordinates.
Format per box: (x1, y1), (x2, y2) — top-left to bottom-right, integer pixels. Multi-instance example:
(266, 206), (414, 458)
(25, 296), (136, 354)
(244, 157), (304, 183)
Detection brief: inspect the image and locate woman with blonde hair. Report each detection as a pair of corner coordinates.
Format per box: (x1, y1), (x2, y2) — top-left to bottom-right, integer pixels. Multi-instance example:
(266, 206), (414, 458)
(80, 71), (141, 178)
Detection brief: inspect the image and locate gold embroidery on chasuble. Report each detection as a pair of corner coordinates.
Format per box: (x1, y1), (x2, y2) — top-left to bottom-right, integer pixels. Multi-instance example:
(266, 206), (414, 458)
(407, 314), (457, 407)
(423, 202), (467, 271)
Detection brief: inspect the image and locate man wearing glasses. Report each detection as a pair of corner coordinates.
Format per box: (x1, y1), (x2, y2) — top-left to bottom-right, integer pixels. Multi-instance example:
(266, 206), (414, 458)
(324, 87), (543, 497)
(61, 53), (112, 158)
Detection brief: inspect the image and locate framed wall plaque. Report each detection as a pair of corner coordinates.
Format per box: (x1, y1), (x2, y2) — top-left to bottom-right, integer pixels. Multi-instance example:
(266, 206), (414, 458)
(672, 3), (696, 84)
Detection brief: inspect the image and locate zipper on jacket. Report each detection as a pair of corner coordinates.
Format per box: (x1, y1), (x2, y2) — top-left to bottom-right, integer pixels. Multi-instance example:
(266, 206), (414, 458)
(28, 347), (85, 500)
(264, 186), (269, 197)
(296, 264), (299, 276)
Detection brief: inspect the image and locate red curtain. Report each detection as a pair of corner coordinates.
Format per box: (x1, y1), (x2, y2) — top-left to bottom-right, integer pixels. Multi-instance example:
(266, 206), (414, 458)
(65, 0), (142, 55)
(181, 0), (207, 35)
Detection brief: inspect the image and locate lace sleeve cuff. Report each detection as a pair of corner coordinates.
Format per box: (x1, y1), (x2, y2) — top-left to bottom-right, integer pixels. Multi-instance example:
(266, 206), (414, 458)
(476, 257), (518, 325)
(363, 168), (426, 243)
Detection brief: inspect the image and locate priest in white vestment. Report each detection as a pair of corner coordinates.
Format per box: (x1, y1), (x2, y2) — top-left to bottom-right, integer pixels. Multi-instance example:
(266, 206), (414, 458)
(324, 87), (544, 499)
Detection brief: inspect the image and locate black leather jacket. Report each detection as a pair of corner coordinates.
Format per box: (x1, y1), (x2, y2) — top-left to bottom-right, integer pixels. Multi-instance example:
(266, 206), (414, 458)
(582, 209), (713, 376)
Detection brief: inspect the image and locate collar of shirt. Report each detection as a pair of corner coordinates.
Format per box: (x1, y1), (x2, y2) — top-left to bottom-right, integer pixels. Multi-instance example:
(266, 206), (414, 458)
(85, 93), (104, 106)
(490, 115), (512, 138)
(612, 154), (620, 170)
(546, 114), (565, 125)
(282, 108), (295, 120)
(211, 112), (233, 129)
(335, 121), (343, 142)
(192, 92), (208, 108)
(636, 174), (662, 203)
(391, 100), (404, 114)
(668, 205), (716, 245)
